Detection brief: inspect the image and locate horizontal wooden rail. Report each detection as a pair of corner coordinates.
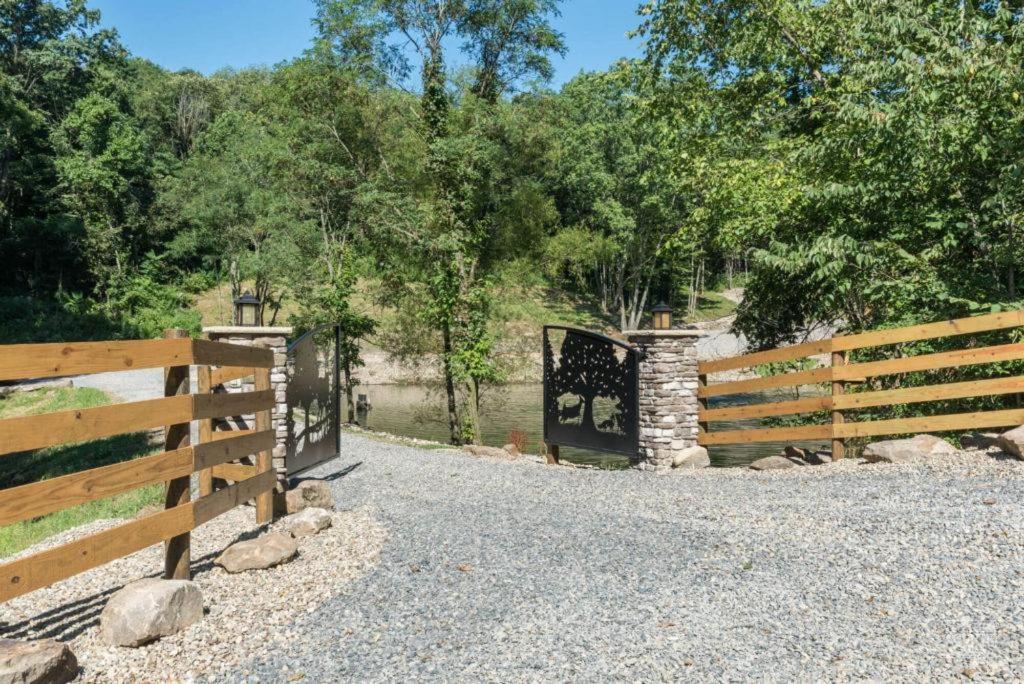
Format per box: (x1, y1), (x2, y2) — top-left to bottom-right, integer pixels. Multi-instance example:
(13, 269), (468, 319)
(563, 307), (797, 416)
(210, 366), (253, 386)
(832, 310), (1024, 352)
(699, 339), (832, 375)
(833, 376), (1024, 411)
(0, 431), (274, 528)
(0, 395), (192, 457)
(0, 391), (273, 457)
(193, 390), (274, 420)
(210, 429), (256, 442)
(0, 339), (273, 383)
(698, 424), (832, 446)
(192, 339), (273, 369)
(833, 408), (1024, 440)
(699, 367), (831, 398)
(699, 395), (832, 421)
(833, 343), (1024, 381)
(211, 463), (258, 481)
(0, 468), (277, 602)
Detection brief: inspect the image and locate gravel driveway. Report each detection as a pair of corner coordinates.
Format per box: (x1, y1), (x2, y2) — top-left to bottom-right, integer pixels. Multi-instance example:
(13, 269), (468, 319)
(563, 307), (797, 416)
(246, 434), (1024, 681)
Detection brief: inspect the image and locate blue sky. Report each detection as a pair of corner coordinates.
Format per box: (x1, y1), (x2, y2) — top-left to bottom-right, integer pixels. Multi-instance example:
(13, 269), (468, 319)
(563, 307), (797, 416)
(91, 0), (646, 89)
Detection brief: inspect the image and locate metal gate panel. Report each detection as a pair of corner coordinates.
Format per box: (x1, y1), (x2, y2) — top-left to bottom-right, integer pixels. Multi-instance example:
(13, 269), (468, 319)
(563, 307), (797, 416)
(285, 325), (341, 474)
(543, 326), (639, 456)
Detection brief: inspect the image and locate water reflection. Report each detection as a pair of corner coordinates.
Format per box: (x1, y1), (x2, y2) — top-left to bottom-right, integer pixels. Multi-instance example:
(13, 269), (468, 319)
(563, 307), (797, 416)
(353, 384), (828, 469)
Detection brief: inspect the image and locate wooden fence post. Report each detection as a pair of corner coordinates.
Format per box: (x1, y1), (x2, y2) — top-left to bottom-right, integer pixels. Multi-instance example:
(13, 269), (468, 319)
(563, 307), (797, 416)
(831, 351), (847, 460)
(254, 366), (274, 524)
(163, 328), (191, 580)
(196, 363), (214, 497)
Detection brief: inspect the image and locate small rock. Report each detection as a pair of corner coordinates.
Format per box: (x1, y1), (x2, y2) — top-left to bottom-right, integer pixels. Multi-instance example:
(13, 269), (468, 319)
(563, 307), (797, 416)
(862, 434), (956, 464)
(284, 508), (333, 538)
(285, 480), (334, 514)
(749, 454), (804, 471)
(217, 532), (298, 573)
(996, 425), (1024, 460)
(99, 579), (203, 648)
(672, 445), (710, 469)
(962, 432), (1001, 450)
(0, 638), (77, 684)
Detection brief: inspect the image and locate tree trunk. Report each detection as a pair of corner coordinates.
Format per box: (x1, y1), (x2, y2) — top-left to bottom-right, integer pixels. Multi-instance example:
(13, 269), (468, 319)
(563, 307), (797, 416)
(344, 360), (355, 424)
(442, 322), (461, 444)
(466, 378), (482, 445)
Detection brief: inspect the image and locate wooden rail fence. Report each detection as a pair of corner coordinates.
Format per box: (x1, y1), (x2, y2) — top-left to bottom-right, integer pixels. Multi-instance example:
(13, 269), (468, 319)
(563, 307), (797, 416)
(697, 310), (1024, 457)
(0, 331), (277, 602)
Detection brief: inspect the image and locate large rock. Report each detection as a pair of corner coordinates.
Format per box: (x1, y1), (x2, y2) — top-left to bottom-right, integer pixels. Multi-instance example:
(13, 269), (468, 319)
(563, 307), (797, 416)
(749, 454), (804, 471)
(283, 507), (333, 538)
(862, 434), (956, 464)
(672, 446), (710, 469)
(0, 639), (77, 684)
(285, 480), (334, 514)
(463, 445), (517, 460)
(99, 579), (203, 648)
(216, 532), (298, 573)
(997, 425), (1024, 460)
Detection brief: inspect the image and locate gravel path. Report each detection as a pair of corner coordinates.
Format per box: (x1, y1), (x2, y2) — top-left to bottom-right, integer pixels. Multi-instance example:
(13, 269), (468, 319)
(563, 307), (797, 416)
(247, 434), (1024, 681)
(0, 506), (386, 682)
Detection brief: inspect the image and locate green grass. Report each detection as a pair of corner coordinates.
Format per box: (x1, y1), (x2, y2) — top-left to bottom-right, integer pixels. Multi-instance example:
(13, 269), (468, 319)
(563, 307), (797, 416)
(682, 291), (739, 324)
(0, 387), (161, 558)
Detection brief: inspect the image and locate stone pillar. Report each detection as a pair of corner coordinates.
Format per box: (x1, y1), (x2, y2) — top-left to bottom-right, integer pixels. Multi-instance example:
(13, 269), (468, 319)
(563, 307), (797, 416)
(626, 329), (705, 472)
(202, 326), (292, 490)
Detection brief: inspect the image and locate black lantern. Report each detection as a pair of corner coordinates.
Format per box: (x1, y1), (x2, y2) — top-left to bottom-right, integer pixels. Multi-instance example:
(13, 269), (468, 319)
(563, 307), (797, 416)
(651, 301), (673, 330)
(233, 290), (261, 327)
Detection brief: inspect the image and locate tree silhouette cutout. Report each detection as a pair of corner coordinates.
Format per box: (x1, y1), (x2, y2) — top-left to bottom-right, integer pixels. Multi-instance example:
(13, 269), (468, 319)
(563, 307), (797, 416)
(544, 327), (638, 454)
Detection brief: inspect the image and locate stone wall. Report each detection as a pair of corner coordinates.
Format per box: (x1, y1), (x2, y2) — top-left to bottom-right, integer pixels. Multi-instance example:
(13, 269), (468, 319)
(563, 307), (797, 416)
(626, 330), (703, 471)
(203, 326), (292, 489)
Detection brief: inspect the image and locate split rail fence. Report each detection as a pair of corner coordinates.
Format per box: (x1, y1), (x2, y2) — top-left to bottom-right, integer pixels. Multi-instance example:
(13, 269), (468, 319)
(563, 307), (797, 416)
(697, 310), (1024, 458)
(0, 331), (277, 602)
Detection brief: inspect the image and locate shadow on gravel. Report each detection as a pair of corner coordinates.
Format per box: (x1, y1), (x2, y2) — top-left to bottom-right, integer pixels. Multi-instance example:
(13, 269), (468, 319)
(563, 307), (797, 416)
(292, 461), (362, 486)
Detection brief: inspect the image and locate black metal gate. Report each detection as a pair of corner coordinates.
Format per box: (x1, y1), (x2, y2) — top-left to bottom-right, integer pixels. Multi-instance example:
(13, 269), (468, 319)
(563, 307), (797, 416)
(285, 325), (341, 474)
(543, 326), (640, 456)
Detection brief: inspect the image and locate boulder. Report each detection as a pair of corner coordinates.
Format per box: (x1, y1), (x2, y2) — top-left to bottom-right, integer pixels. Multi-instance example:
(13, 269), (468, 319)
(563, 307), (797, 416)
(672, 446), (710, 469)
(502, 443), (520, 457)
(463, 445), (517, 460)
(0, 639), (77, 684)
(962, 432), (1001, 451)
(862, 434), (956, 464)
(996, 425), (1024, 460)
(99, 579), (203, 648)
(216, 532), (297, 573)
(749, 454), (804, 471)
(285, 480), (334, 514)
(283, 507), (333, 538)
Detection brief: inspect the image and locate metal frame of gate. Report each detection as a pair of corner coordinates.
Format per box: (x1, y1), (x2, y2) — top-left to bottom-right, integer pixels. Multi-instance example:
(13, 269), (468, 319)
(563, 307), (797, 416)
(285, 324), (342, 475)
(542, 325), (641, 458)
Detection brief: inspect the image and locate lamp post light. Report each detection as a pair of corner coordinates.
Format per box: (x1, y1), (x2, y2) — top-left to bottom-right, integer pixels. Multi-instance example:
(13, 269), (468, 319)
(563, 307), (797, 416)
(233, 290), (261, 327)
(651, 301), (673, 331)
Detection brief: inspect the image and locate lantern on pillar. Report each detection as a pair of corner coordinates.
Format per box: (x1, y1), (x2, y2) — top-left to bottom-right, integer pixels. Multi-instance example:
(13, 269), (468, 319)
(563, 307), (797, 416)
(651, 302), (673, 331)
(233, 290), (261, 327)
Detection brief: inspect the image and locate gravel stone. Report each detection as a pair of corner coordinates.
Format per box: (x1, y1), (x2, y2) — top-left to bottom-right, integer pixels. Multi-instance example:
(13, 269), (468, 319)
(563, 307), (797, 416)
(238, 433), (1024, 681)
(0, 506), (384, 681)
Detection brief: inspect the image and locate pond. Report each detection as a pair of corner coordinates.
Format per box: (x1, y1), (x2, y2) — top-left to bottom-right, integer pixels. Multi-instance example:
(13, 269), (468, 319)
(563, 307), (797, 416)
(352, 384), (829, 469)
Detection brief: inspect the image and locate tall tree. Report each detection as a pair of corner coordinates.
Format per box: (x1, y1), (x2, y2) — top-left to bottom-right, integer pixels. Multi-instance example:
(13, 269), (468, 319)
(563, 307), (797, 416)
(315, 0), (564, 444)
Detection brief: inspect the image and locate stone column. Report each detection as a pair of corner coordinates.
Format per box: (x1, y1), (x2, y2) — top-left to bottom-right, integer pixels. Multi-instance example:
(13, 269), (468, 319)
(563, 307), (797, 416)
(625, 329), (706, 472)
(202, 326), (292, 490)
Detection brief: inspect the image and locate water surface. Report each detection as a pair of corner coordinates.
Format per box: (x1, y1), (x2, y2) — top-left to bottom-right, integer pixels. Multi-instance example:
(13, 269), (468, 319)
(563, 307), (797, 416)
(354, 384), (828, 468)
